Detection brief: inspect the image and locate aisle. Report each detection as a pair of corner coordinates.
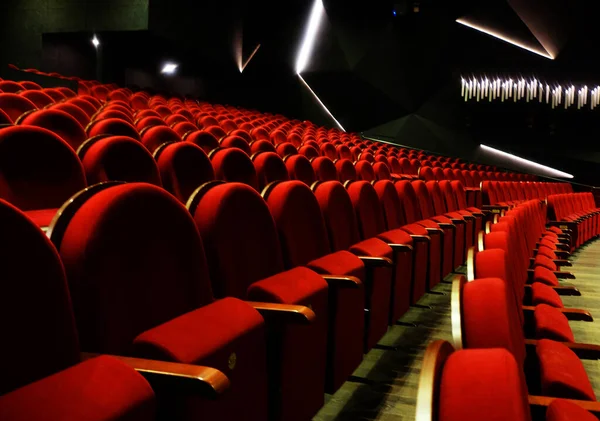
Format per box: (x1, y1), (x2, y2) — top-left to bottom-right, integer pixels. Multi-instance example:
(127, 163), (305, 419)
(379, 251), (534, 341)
(315, 237), (600, 420)
(314, 274), (455, 421)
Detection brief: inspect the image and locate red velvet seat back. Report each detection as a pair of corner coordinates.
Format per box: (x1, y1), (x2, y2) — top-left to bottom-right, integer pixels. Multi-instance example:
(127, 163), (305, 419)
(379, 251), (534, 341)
(94, 109), (133, 123)
(19, 109), (87, 150)
(192, 182), (284, 298)
(156, 142), (214, 203)
(0, 199), (80, 395)
(355, 160), (376, 182)
(0, 93), (37, 122)
(56, 183), (214, 355)
(172, 121), (198, 138)
(19, 90), (55, 108)
(264, 181), (332, 266)
(0, 126), (86, 210)
(312, 156), (338, 182)
(375, 180), (407, 229)
(461, 278), (526, 368)
(88, 118), (141, 141)
(82, 136), (161, 186)
(396, 180), (423, 223)
(141, 125), (181, 153)
(346, 181), (387, 239)
(312, 181), (361, 252)
(335, 158), (357, 182)
(440, 348), (531, 421)
(419, 166), (435, 181)
(0, 81), (25, 93)
(210, 147), (258, 189)
(450, 181), (469, 210)
(285, 154), (316, 186)
(411, 180), (436, 219)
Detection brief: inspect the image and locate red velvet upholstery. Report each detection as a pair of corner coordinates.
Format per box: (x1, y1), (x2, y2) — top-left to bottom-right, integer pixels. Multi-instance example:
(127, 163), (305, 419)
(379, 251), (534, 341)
(19, 90), (54, 108)
(95, 109), (133, 123)
(0, 356), (155, 421)
(186, 130), (220, 154)
(312, 157), (338, 182)
(536, 339), (596, 401)
(440, 348), (531, 421)
(0, 126), (86, 211)
(276, 142), (298, 158)
(81, 136), (161, 186)
(355, 160), (376, 182)
(221, 135), (251, 155)
(141, 125), (181, 153)
(531, 283), (564, 308)
(57, 183), (269, 420)
(88, 118), (141, 141)
(534, 304), (575, 342)
(69, 97), (97, 117)
(250, 139), (276, 155)
(136, 116), (166, 131)
(0, 93), (37, 122)
(284, 154), (316, 185)
(171, 121), (198, 137)
(156, 142), (214, 203)
(534, 266), (560, 286)
(19, 109), (87, 150)
(253, 151), (289, 190)
(210, 147), (258, 189)
(191, 182), (328, 416)
(546, 399), (599, 421)
(52, 102), (91, 127)
(335, 158), (357, 182)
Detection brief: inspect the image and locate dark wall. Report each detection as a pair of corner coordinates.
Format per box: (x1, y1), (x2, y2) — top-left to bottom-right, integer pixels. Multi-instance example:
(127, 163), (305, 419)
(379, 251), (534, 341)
(0, 0), (148, 69)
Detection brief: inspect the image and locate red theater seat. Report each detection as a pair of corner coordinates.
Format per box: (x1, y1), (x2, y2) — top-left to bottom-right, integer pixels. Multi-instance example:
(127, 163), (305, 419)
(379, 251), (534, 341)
(19, 90), (55, 108)
(210, 147), (258, 189)
(284, 154), (316, 185)
(79, 136), (161, 186)
(0, 93), (37, 122)
(141, 125), (181, 153)
(155, 142), (215, 203)
(18, 109), (87, 150)
(88, 118), (141, 141)
(0, 198), (156, 421)
(49, 183), (275, 421)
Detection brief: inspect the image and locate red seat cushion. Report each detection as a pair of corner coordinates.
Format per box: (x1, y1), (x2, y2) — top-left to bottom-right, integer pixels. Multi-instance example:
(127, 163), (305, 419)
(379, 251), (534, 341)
(531, 283), (564, 308)
(536, 339), (596, 401)
(534, 266), (560, 286)
(307, 250), (365, 280)
(535, 304), (574, 342)
(0, 356), (155, 421)
(133, 297), (269, 420)
(535, 255), (558, 271)
(24, 208), (58, 228)
(440, 348), (530, 421)
(546, 399), (598, 421)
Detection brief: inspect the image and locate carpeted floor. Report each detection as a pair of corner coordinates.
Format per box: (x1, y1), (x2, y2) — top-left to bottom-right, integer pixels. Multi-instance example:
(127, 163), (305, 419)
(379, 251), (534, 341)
(314, 238), (600, 420)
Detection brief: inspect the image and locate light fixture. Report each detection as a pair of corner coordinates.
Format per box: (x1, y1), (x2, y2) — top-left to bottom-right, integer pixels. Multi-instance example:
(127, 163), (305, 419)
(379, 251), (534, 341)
(92, 35), (100, 48)
(295, 0), (345, 131)
(461, 74), (600, 111)
(456, 18), (553, 60)
(239, 44), (261, 73)
(299, 74), (345, 131)
(480, 144), (573, 179)
(295, 0), (325, 75)
(161, 62), (178, 75)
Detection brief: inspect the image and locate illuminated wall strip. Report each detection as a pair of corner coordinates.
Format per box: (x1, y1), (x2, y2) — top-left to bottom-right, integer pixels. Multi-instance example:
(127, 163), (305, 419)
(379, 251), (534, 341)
(240, 44), (261, 73)
(296, 0), (325, 74)
(295, 0), (345, 131)
(480, 144), (573, 179)
(299, 74), (345, 131)
(456, 18), (554, 60)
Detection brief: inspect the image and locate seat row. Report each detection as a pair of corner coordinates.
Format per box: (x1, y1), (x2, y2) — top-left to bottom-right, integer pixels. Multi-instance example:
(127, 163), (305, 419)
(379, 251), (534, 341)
(548, 193), (600, 248)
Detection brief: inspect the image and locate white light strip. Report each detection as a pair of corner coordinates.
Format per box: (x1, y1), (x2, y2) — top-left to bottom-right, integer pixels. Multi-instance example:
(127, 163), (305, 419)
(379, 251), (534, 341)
(295, 0), (325, 74)
(480, 144), (573, 179)
(240, 44), (261, 73)
(299, 74), (345, 131)
(456, 18), (554, 60)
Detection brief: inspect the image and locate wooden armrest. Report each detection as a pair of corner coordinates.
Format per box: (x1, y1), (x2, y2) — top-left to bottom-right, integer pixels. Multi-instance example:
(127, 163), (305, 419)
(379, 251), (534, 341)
(555, 259), (572, 267)
(554, 271), (576, 279)
(388, 243), (413, 253)
(358, 256), (394, 268)
(522, 306), (593, 322)
(523, 284), (581, 296)
(529, 395), (600, 416)
(449, 218), (466, 225)
(461, 214), (476, 221)
(547, 221), (577, 231)
(322, 275), (362, 289)
(425, 227), (444, 235)
(437, 223), (456, 230)
(410, 234), (431, 242)
(246, 301), (316, 324)
(81, 352), (230, 398)
(470, 212), (485, 217)
(525, 339), (600, 360)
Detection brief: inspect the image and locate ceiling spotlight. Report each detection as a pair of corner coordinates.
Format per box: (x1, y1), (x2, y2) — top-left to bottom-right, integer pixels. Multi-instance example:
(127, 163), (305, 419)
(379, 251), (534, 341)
(161, 63), (178, 75)
(92, 35), (100, 48)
